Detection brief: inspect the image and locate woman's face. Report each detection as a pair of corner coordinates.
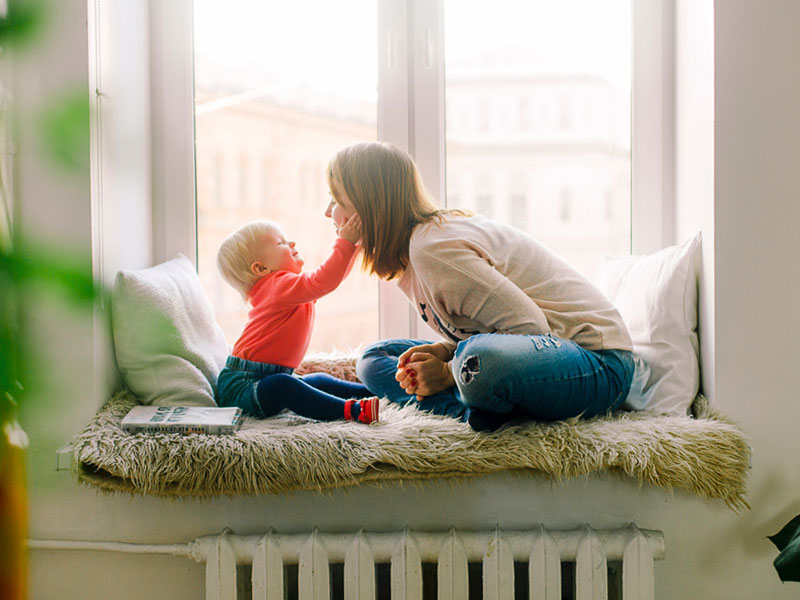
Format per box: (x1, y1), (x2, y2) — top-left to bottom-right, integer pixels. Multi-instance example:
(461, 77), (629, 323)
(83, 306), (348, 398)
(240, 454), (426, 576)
(325, 185), (357, 228)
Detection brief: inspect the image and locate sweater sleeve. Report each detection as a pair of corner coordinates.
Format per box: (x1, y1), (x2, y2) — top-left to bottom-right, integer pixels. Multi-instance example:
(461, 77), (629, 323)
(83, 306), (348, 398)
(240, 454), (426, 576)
(413, 239), (551, 336)
(270, 239), (358, 305)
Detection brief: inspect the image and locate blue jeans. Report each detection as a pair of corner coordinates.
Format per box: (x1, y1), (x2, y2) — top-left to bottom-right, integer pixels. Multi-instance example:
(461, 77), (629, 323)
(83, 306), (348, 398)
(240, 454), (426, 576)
(356, 335), (635, 424)
(218, 356), (372, 419)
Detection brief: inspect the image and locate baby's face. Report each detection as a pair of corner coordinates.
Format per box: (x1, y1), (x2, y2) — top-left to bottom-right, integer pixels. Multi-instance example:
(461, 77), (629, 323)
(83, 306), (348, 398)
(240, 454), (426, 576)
(254, 225), (304, 275)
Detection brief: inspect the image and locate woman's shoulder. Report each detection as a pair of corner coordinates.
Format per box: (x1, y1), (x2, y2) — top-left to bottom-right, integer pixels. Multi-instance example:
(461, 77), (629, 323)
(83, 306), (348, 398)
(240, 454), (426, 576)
(409, 215), (468, 252)
(411, 213), (479, 239)
(409, 215), (514, 265)
(411, 214), (522, 247)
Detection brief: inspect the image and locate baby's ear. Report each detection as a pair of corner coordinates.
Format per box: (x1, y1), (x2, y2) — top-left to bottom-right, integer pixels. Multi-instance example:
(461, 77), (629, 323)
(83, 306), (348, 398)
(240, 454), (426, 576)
(250, 261), (270, 276)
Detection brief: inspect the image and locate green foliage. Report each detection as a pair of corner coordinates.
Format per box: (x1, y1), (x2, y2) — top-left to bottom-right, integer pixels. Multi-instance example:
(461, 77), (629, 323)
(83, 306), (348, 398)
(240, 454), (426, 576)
(0, 240), (97, 425)
(0, 0), (45, 50)
(769, 514), (800, 583)
(0, 0), (96, 429)
(37, 89), (90, 172)
(1, 241), (95, 305)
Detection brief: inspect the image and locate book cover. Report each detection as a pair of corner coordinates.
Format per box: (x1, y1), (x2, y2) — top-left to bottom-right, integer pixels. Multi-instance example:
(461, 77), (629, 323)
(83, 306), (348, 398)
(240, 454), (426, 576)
(121, 405), (243, 435)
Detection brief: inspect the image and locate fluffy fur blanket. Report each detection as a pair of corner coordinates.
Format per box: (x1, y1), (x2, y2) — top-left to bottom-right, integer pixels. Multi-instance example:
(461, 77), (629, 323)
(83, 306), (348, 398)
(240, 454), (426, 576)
(72, 356), (750, 511)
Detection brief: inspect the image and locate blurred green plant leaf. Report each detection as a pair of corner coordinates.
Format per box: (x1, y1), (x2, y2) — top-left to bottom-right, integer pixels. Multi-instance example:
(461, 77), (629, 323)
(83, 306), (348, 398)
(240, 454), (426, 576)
(0, 0), (45, 48)
(769, 513), (800, 582)
(1, 238), (97, 424)
(37, 89), (90, 172)
(0, 242), (96, 304)
(0, 289), (22, 424)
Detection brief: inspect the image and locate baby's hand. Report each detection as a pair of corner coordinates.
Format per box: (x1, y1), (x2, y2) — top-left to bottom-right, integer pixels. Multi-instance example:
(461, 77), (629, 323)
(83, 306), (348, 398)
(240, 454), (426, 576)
(337, 214), (362, 244)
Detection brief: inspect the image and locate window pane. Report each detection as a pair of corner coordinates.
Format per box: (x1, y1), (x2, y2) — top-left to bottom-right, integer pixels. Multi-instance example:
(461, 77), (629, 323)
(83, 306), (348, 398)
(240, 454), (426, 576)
(444, 0), (632, 279)
(193, 0), (379, 353)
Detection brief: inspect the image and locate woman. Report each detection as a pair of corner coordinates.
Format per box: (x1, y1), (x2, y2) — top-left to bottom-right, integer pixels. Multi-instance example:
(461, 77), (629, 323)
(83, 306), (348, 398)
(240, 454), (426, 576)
(325, 141), (635, 431)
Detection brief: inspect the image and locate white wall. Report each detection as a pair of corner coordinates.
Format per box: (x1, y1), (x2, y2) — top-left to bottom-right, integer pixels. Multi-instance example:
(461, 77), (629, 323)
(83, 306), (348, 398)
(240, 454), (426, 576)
(668, 2), (800, 597)
(712, 0), (800, 594)
(19, 1), (800, 599)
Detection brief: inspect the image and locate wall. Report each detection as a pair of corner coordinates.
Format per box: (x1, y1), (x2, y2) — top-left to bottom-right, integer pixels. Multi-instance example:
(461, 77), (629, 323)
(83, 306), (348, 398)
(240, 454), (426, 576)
(19, 1), (800, 599)
(670, 2), (800, 597)
(712, 0), (800, 595)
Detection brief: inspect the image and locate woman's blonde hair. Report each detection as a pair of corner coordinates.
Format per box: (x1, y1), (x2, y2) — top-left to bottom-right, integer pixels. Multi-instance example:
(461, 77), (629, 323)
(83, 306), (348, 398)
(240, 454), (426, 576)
(217, 220), (277, 300)
(327, 142), (461, 280)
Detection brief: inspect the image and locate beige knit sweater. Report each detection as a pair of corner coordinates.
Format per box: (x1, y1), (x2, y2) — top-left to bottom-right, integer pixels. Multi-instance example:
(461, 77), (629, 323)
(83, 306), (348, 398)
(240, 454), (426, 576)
(396, 215), (633, 352)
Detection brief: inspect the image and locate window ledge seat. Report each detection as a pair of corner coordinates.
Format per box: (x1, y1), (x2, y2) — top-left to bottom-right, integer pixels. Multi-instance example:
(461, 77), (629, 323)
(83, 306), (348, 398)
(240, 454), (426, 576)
(71, 358), (750, 511)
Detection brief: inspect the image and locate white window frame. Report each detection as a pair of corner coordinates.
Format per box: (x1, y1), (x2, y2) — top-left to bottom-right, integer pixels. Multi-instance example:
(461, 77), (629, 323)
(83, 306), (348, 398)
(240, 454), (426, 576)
(632, 0), (676, 254)
(152, 0), (675, 339)
(149, 0), (197, 266)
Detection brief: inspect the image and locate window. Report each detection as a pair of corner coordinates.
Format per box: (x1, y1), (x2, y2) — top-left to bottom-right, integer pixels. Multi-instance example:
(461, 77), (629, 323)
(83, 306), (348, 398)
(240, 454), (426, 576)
(476, 194), (493, 219)
(517, 98), (531, 131)
(558, 96), (572, 130)
(444, 0), (631, 279)
(157, 0), (667, 345)
(605, 189), (615, 221)
(213, 156), (223, 206)
(510, 194), (528, 229)
(237, 157), (248, 206)
(193, 0), (380, 352)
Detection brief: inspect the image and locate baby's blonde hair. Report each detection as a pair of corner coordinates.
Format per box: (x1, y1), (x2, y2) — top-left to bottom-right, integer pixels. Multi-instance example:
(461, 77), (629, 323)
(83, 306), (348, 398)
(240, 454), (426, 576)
(217, 220), (278, 300)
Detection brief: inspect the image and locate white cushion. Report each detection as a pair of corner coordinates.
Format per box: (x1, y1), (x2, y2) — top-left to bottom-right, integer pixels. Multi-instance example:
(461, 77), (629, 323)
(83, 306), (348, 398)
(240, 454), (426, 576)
(111, 255), (230, 406)
(596, 233), (702, 415)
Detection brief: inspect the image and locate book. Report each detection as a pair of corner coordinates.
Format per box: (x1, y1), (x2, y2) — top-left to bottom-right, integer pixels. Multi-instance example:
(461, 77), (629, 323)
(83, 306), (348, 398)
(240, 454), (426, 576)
(121, 405), (243, 435)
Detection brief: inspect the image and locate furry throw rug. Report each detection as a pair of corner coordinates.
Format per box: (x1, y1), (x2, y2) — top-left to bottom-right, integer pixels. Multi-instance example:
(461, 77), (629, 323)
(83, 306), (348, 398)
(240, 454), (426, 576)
(72, 355), (750, 511)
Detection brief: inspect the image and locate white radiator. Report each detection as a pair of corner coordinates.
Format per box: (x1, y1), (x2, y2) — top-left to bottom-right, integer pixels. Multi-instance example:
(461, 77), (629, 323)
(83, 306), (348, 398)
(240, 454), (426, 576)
(190, 525), (665, 600)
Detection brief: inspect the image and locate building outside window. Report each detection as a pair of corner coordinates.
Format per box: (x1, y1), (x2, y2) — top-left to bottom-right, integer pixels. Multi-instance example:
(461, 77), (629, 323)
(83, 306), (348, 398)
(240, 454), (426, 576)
(476, 194), (494, 219)
(510, 194), (528, 229)
(444, 0), (631, 277)
(193, 0), (379, 352)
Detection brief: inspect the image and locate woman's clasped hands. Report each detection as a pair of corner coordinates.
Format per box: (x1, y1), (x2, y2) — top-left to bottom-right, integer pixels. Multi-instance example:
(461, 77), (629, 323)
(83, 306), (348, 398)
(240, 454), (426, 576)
(395, 342), (456, 401)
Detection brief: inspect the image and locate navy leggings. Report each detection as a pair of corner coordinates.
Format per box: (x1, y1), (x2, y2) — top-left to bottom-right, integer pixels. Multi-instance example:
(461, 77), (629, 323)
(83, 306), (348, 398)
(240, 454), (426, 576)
(257, 372), (373, 420)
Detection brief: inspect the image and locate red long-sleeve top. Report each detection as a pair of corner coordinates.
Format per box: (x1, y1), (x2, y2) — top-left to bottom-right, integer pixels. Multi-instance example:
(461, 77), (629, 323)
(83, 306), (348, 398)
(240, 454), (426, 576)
(231, 238), (358, 368)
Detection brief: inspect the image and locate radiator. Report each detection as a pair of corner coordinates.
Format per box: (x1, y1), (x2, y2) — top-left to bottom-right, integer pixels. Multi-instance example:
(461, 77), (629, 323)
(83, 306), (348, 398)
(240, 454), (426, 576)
(191, 525), (665, 600)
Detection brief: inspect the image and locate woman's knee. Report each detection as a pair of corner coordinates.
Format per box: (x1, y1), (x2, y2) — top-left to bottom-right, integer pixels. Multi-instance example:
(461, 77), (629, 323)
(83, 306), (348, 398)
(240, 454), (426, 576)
(356, 339), (420, 384)
(356, 348), (384, 386)
(451, 333), (571, 411)
(356, 341), (394, 387)
(452, 335), (502, 389)
(450, 335), (507, 409)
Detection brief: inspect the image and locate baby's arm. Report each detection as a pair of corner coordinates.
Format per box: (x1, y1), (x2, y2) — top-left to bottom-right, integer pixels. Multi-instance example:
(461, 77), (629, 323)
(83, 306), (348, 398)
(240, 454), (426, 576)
(335, 214), (361, 279)
(270, 220), (361, 304)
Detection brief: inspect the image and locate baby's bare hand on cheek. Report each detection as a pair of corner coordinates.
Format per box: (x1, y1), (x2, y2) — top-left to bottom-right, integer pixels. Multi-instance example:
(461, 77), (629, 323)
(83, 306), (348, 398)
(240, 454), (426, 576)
(338, 214), (362, 244)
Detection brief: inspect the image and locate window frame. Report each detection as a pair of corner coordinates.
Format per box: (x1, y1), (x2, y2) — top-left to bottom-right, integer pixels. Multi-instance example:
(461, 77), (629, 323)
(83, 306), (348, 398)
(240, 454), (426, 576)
(153, 0), (675, 339)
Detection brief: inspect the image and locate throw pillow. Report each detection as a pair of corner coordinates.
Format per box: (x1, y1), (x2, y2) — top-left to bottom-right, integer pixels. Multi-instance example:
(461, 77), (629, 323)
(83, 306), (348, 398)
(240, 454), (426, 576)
(111, 255), (230, 406)
(596, 233), (702, 415)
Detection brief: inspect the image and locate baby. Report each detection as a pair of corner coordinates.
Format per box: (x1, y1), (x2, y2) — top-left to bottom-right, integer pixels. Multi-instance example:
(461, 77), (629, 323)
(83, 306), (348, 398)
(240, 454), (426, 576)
(215, 215), (378, 424)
